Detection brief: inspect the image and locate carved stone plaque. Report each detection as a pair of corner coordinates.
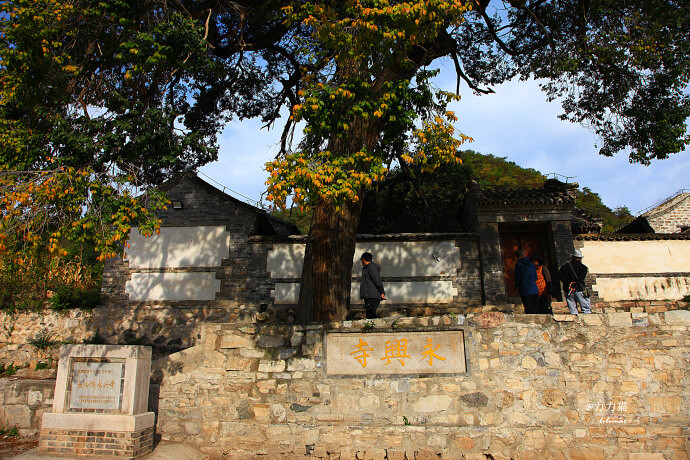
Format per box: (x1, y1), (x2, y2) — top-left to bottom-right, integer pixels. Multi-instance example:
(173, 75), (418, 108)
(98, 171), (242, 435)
(68, 361), (123, 410)
(326, 330), (465, 376)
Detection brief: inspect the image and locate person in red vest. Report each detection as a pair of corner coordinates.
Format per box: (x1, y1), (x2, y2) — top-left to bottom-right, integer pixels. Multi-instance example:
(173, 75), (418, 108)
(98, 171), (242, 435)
(530, 255), (553, 314)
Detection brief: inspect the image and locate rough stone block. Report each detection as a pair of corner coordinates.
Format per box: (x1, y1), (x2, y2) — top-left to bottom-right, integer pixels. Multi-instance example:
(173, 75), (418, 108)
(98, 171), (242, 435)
(649, 396), (682, 414)
(258, 360), (286, 373)
(607, 313), (633, 327)
(581, 314), (603, 326)
(552, 314), (576, 322)
(364, 448), (386, 460)
(569, 447), (605, 460)
(473, 312), (505, 328)
(386, 449), (406, 460)
(665, 310), (690, 326)
(219, 333), (253, 349)
(287, 358), (316, 371)
(413, 395), (452, 413)
(4, 405), (31, 428)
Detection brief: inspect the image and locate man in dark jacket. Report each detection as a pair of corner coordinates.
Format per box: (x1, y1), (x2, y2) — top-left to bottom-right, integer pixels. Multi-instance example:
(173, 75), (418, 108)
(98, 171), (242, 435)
(514, 248), (539, 314)
(558, 249), (591, 314)
(360, 252), (386, 319)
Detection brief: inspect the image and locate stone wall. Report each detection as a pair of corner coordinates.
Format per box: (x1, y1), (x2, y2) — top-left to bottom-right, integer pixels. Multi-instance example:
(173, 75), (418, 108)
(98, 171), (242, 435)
(0, 379), (55, 436)
(151, 311), (690, 459)
(575, 236), (690, 303)
(646, 193), (690, 234)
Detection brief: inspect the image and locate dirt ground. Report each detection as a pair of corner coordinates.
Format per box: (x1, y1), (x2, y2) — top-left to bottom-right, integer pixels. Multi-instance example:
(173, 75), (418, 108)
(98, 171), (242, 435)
(0, 434), (38, 459)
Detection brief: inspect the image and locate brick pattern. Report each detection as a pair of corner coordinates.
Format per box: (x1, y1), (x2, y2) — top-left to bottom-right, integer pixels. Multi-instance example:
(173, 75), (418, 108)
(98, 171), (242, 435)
(39, 426), (154, 458)
(647, 193), (690, 233)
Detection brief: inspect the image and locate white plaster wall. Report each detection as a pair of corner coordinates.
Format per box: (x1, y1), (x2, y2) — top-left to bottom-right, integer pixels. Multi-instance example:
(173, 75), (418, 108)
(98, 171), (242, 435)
(266, 244), (306, 279)
(593, 276), (690, 301)
(125, 273), (221, 301)
(580, 240), (690, 274)
(272, 281), (458, 305)
(126, 226), (231, 268)
(267, 240), (460, 278)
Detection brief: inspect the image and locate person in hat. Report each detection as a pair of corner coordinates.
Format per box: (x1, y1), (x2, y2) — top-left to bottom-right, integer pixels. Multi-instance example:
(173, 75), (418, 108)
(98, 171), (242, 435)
(360, 252), (386, 319)
(558, 249), (591, 314)
(530, 255), (553, 314)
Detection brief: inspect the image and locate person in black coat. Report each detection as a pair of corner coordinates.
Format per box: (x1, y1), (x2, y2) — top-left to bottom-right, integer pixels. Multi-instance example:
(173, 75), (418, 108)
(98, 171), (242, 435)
(360, 252), (386, 319)
(558, 250), (592, 314)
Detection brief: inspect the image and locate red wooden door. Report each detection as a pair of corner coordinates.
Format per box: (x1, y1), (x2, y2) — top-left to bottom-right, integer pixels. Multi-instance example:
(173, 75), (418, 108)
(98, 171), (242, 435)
(501, 233), (544, 298)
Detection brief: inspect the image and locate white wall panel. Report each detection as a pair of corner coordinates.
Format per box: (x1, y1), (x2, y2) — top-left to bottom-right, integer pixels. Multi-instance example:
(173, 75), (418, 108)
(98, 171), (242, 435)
(126, 226), (231, 268)
(593, 276), (690, 301)
(267, 240), (460, 279)
(125, 273), (221, 301)
(272, 281), (458, 304)
(580, 240), (690, 274)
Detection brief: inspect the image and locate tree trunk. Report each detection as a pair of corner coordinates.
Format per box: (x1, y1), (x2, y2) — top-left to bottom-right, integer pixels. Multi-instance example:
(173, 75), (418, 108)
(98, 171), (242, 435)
(297, 194), (363, 322)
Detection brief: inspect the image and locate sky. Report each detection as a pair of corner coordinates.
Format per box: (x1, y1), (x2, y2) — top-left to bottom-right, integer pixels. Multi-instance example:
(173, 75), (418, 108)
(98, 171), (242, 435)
(199, 62), (689, 216)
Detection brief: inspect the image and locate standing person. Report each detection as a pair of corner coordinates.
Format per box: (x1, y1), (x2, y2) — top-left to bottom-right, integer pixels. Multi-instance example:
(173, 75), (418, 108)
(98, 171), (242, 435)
(531, 256), (553, 314)
(514, 248), (539, 314)
(360, 252), (386, 319)
(558, 249), (592, 314)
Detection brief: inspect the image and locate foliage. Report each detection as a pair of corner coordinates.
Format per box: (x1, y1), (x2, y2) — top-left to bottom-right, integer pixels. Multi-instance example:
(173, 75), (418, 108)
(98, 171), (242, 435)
(0, 426), (20, 437)
(50, 286), (101, 311)
(575, 188), (634, 233)
(35, 359), (54, 370)
(271, 207), (313, 235)
(265, 2), (474, 214)
(463, 0), (690, 163)
(0, 238), (103, 311)
(28, 328), (59, 351)
(0, 363), (19, 377)
(0, 0), (222, 274)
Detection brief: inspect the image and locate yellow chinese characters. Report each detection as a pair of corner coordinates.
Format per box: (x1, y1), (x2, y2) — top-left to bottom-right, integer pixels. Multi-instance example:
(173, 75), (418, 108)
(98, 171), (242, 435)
(350, 338), (374, 368)
(380, 338), (411, 366)
(421, 338), (446, 366)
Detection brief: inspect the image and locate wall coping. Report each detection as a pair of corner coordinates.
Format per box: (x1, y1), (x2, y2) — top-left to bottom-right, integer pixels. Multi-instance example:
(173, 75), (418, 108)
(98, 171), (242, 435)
(249, 232), (479, 243)
(576, 233), (690, 241)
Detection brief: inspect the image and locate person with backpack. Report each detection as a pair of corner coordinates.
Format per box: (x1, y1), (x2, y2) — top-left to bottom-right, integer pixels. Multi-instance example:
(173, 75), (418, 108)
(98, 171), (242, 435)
(531, 255), (553, 314)
(558, 249), (592, 314)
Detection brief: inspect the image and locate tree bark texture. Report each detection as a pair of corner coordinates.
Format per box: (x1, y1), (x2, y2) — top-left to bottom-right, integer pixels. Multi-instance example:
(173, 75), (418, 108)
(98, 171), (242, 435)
(297, 195), (363, 322)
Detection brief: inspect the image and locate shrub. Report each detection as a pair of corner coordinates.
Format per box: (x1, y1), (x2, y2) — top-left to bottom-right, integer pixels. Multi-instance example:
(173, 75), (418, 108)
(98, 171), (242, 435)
(50, 286), (101, 311)
(28, 328), (59, 350)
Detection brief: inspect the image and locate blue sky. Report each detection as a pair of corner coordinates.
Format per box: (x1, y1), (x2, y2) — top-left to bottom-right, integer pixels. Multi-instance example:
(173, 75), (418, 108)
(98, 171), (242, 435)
(200, 64), (689, 216)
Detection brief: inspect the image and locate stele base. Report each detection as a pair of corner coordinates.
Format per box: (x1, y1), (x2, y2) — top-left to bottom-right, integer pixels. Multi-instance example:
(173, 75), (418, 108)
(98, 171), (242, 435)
(39, 412), (155, 459)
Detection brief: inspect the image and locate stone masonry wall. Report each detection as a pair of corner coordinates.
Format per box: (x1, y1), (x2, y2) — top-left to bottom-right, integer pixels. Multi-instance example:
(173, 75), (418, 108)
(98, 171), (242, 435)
(647, 193), (690, 234)
(151, 311), (690, 459)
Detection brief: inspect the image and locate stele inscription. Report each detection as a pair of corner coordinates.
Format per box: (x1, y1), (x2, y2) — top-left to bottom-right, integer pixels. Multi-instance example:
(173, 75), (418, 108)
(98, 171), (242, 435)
(326, 330), (465, 375)
(68, 361), (123, 410)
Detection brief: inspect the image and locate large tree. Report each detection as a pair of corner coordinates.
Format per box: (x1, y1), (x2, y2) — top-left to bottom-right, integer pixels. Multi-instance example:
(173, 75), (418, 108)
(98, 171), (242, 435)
(3, 0), (689, 319)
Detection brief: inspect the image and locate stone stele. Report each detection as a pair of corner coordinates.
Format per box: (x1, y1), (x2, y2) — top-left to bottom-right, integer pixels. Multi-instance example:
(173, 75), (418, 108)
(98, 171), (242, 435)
(39, 344), (155, 459)
(326, 330), (466, 375)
